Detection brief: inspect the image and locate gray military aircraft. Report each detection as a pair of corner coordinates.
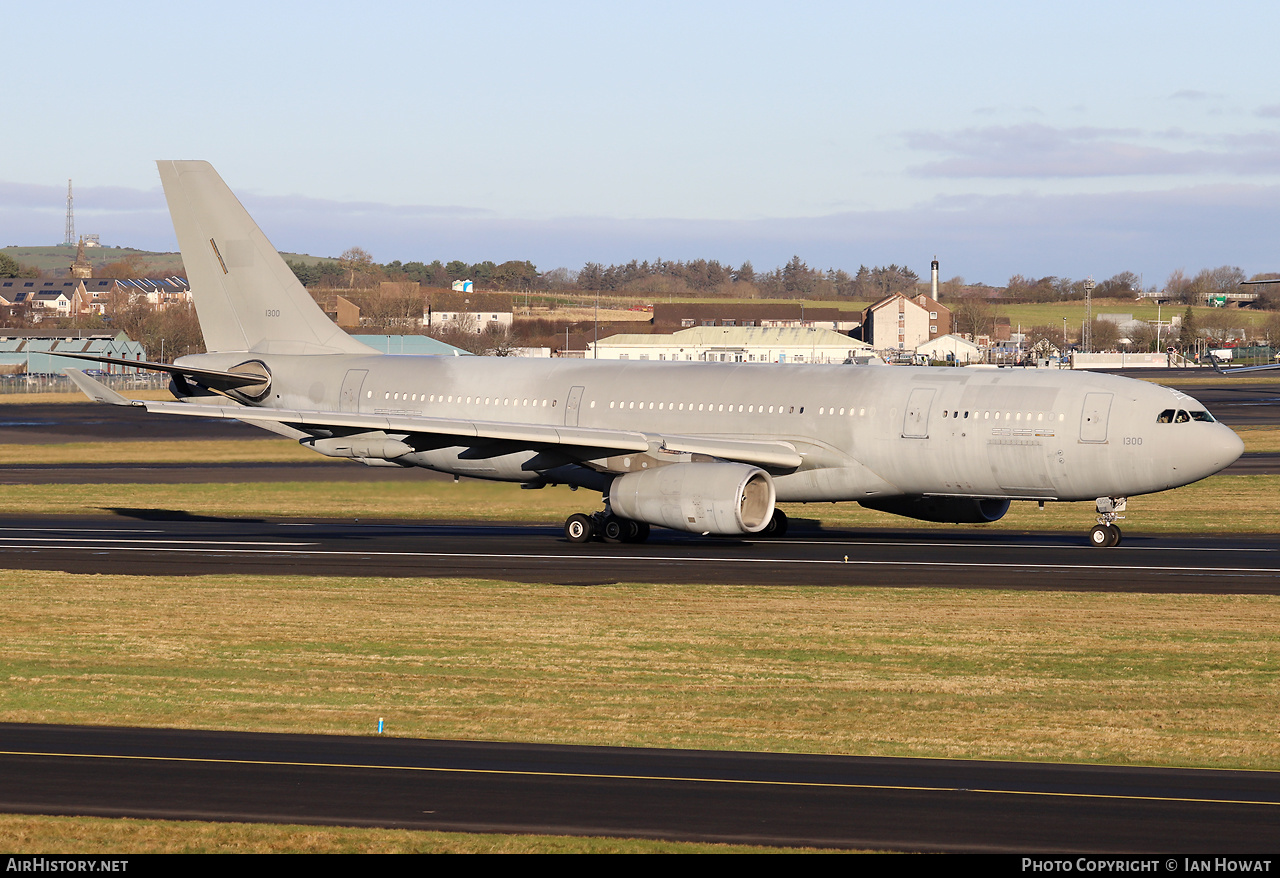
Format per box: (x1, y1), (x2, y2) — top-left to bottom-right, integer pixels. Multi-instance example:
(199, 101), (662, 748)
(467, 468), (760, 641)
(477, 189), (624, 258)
(64, 161), (1244, 548)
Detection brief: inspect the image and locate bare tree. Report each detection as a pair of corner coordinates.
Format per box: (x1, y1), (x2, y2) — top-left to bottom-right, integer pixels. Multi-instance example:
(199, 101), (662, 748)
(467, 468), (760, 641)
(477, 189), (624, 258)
(338, 247), (379, 289)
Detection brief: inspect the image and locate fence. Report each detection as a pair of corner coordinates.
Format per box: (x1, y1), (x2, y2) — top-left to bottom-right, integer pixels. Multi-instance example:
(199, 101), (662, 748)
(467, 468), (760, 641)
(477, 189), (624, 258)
(0, 372), (170, 396)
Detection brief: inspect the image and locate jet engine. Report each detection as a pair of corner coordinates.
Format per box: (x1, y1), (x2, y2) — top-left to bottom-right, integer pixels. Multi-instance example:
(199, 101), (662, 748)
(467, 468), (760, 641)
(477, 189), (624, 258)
(608, 462), (776, 536)
(859, 496), (1010, 524)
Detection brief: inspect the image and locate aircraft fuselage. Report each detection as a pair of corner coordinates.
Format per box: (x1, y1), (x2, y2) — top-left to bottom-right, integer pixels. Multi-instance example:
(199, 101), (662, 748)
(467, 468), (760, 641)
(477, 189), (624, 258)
(177, 351), (1244, 505)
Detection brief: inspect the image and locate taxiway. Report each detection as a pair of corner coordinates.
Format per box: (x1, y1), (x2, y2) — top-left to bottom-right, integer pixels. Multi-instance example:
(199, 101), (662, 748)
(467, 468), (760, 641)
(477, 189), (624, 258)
(3, 723), (1276, 852)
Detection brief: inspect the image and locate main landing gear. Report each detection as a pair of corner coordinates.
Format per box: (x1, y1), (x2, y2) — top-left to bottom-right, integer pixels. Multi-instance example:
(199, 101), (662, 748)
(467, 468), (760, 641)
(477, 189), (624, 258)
(563, 507), (791, 543)
(1088, 497), (1126, 548)
(564, 511), (650, 544)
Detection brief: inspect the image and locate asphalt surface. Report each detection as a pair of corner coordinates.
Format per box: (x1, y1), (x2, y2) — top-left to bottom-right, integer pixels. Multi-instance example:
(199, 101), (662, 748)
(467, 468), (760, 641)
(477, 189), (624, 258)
(2, 515), (1278, 592)
(3, 723), (1277, 852)
(0, 403), (264, 444)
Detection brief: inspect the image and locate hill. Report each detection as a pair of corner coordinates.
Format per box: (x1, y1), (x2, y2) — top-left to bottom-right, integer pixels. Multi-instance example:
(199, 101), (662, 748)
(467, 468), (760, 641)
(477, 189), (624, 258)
(1, 246), (335, 277)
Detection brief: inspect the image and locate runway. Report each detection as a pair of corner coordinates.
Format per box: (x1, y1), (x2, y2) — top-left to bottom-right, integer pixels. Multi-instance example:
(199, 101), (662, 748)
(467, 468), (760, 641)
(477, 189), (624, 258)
(3, 723), (1277, 852)
(2, 515), (1278, 592)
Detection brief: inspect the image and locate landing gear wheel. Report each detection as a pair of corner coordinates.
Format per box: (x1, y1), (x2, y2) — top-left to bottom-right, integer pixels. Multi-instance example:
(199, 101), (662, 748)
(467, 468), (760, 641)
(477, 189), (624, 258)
(622, 519), (650, 543)
(1089, 524), (1120, 548)
(600, 514), (626, 543)
(760, 508), (789, 538)
(565, 513), (594, 543)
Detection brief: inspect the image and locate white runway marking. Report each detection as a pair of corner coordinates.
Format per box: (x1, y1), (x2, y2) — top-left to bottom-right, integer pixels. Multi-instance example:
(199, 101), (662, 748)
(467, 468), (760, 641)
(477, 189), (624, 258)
(0, 539), (1276, 576)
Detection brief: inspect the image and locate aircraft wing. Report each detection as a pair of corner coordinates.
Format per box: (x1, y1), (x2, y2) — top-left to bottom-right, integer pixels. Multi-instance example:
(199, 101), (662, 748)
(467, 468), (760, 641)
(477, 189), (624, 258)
(1206, 352), (1280, 375)
(65, 369), (803, 471)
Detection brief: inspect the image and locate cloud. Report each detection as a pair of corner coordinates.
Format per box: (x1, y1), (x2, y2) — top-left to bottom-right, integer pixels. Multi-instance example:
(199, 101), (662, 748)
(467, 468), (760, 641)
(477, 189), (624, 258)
(0, 181), (166, 213)
(4, 179), (1280, 287)
(905, 124), (1280, 178)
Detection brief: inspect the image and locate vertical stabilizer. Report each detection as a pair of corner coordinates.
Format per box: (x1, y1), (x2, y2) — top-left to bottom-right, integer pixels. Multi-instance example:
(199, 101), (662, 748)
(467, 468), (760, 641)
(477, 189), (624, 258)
(158, 160), (374, 356)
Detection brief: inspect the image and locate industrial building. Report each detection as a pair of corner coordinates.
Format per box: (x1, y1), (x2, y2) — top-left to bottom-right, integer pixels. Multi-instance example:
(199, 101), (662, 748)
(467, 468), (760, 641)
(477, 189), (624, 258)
(0, 332), (146, 375)
(588, 326), (871, 364)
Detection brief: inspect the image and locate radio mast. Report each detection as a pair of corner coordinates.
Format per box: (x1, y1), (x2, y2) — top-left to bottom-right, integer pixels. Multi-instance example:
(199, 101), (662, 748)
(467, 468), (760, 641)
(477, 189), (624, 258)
(64, 180), (75, 246)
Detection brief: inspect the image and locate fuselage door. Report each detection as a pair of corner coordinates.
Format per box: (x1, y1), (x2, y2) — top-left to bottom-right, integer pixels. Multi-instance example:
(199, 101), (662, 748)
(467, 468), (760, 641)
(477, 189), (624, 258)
(1080, 392), (1113, 443)
(565, 385), (585, 427)
(902, 387), (936, 439)
(340, 369), (367, 412)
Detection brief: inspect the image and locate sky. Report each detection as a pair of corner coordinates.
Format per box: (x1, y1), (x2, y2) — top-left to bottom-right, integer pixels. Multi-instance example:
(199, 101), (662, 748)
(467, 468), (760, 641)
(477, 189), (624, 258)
(3, 1), (1280, 286)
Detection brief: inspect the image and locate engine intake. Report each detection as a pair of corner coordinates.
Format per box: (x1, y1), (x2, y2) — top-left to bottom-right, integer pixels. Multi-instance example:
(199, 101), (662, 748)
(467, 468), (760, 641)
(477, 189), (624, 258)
(609, 462), (776, 535)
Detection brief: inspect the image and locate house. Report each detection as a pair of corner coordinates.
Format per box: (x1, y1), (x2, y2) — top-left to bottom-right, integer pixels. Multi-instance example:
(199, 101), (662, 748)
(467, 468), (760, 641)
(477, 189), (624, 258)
(861, 293), (951, 353)
(423, 292), (514, 334)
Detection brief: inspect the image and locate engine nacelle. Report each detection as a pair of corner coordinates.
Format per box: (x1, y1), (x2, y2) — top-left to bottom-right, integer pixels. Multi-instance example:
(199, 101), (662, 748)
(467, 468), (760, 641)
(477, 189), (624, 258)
(859, 496), (1011, 524)
(609, 462), (776, 535)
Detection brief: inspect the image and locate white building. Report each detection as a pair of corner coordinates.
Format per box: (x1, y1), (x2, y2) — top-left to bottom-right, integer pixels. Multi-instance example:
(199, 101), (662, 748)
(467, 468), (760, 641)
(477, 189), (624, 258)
(915, 333), (982, 364)
(589, 326), (871, 364)
(422, 292), (513, 334)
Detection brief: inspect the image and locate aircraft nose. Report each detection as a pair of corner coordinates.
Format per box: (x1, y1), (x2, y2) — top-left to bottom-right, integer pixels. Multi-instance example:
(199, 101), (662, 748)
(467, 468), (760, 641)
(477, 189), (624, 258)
(1174, 423), (1244, 485)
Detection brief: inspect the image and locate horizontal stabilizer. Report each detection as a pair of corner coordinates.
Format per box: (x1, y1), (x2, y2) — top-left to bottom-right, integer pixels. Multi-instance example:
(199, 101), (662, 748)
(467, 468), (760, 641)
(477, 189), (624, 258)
(54, 351), (270, 392)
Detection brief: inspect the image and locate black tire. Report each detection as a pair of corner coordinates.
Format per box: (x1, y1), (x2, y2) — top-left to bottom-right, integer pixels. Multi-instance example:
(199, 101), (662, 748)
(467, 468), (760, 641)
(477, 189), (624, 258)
(623, 520), (650, 543)
(565, 513), (594, 543)
(1089, 524), (1111, 548)
(1107, 524), (1122, 547)
(761, 508), (789, 538)
(600, 515), (625, 543)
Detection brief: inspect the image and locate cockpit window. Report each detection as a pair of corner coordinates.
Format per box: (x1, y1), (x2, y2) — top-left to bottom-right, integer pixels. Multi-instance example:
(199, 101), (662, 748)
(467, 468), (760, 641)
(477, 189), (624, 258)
(1157, 408), (1216, 423)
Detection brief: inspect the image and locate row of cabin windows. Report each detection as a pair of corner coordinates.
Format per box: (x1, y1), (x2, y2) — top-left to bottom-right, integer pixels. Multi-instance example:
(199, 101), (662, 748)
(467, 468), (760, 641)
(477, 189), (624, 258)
(601, 400), (804, 414)
(372, 390), (557, 407)
(939, 410), (1067, 423)
(368, 390), (1074, 426)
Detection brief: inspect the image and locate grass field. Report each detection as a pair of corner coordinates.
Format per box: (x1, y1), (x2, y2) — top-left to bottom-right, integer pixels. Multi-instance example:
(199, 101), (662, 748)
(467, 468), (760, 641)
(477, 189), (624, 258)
(0, 814), (828, 854)
(0, 439), (329, 464)
(3, 572), (1277, 770)
(0, 389), (175, 405)
(0, 472), (1271, 535)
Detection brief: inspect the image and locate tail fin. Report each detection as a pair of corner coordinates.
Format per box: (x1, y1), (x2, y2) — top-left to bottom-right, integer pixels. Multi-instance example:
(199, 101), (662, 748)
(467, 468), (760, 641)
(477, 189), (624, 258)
(158, 160), (374, 356)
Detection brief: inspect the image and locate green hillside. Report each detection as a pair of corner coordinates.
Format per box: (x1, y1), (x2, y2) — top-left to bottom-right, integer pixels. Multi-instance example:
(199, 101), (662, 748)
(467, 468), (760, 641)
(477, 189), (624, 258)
(1, 246), (334, 277)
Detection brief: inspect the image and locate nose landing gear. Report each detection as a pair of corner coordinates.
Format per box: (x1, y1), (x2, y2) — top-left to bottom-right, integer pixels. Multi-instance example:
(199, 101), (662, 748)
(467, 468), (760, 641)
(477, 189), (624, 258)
(1089, 497), (1126, 548)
